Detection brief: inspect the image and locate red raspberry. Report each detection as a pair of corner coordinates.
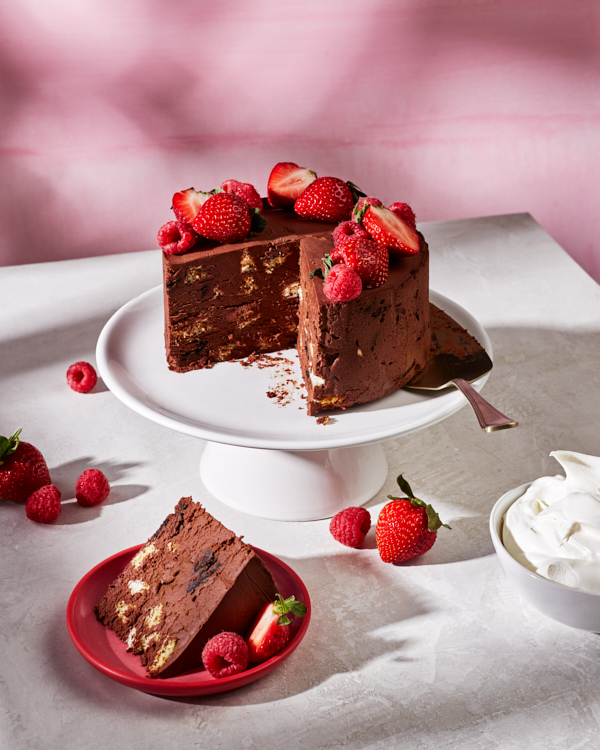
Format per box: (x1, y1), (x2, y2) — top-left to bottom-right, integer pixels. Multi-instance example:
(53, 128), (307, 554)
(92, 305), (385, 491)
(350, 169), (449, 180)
(66, 362), (98, 393)
(201, 632), (249, 678)
(388, 202), (417, 230)
(76, 468), (110, 507)
(220, 179), (263, 213)
(26, 484), (61, 524)
(330, 507), (371, 548)
(332, 220), (369, 247)
(157, 220), (198, 255)
(322, 264), (362, 302)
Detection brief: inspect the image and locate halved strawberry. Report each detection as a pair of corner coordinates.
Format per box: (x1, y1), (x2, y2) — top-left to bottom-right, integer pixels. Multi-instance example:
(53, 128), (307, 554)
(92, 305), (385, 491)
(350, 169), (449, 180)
(362, 205), (420, 255)
(267, 162), (317, 208)
(171, 187), (213, 225)
(246, 594), (307, 663)
(331, 236), (389, 288)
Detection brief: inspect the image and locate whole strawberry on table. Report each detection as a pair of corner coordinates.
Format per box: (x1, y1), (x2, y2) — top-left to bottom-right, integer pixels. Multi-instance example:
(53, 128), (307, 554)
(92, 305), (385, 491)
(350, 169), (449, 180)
(376, 475), (451, 564)
(0, 428), (51, 503)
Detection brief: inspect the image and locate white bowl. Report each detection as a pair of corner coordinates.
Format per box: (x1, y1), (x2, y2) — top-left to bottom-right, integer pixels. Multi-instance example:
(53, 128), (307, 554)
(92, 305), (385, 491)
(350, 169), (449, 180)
(490, 483), (600, 632)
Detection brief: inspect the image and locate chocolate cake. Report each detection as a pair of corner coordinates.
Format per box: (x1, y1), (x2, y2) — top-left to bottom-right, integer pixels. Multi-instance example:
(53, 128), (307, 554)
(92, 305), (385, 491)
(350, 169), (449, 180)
(96, 498), (277, 678)
(298, 233), (430, 415)
(163, 207), (337, 373)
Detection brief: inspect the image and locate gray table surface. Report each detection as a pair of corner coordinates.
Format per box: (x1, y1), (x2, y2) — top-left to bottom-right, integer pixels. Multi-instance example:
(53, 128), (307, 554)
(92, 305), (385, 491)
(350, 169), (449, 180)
(2, 213), (600, 750)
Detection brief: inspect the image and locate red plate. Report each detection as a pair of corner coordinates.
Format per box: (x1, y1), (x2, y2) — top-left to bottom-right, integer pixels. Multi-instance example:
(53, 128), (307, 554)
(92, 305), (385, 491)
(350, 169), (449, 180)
(66, 545), (311, 696)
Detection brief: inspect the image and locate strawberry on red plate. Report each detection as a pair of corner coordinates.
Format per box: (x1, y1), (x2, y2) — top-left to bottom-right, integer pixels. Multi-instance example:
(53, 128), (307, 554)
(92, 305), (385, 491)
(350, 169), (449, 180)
(294, 176), (355, 223)
(331, 236), (389, 289)
(192, 192), (252, 244)
(246, 594), (307, 664)
(267, 162), (317, 208)
(376, 475), (450, 564)
(0, 428), (51, 503)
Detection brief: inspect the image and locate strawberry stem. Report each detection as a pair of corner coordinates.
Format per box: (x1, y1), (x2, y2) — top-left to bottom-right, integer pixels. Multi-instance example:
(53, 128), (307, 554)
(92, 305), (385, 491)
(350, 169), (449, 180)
(387, 473), (451, 532)
(0, 428), (21, 465)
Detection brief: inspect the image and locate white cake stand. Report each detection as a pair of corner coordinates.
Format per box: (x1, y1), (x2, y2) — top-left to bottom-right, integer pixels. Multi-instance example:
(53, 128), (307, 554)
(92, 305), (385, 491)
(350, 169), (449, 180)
(96, 288), (492, 521)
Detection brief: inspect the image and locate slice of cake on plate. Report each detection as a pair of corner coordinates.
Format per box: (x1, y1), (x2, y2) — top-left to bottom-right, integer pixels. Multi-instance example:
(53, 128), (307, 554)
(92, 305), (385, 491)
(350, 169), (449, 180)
(96, 497), (276, 678)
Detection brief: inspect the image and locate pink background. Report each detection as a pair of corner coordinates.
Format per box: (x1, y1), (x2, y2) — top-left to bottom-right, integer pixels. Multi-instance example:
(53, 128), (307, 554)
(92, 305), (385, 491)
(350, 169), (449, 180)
(1, 1), (599, 282)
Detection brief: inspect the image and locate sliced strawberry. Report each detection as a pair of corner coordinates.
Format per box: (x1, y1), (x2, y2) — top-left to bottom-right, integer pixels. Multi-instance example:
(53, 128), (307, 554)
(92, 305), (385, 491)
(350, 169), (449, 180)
(246, 594), (307, 663)
(192, 192), (251, 244)
(331, 236), (389, 288)
(172, 187), (213, 224)
(388, 202), (416, 230)
(362, 205), (420, 255)
(352, 196), (383, 224)
(294, 176), (354, 223)
(267, 162), (317, 208)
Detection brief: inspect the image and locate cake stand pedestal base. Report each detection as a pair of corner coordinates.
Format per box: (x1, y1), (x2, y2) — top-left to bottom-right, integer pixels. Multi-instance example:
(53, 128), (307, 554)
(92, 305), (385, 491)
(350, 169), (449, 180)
(200, 442), (388, 521)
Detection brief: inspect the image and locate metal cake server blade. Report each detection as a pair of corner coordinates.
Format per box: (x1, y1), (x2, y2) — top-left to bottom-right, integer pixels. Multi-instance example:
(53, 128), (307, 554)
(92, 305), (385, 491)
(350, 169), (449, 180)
(406, 349), (518, 433)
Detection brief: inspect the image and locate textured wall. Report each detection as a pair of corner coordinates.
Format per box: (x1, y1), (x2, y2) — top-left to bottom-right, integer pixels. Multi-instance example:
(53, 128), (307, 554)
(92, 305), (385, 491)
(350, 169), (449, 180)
(1, 0), (599, 281)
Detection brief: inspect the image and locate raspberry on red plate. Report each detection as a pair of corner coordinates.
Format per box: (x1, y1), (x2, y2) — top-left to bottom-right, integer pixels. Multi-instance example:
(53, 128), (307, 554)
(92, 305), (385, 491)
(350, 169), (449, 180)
(157, 220), (198, 255)
(330, 506), (372, 548)
(322, 264), (362, 302)
(76, 468), (110, 507)
(26, 484), (61, 524)
(201, 632), (249, 678)
(67, 361), (98, 393)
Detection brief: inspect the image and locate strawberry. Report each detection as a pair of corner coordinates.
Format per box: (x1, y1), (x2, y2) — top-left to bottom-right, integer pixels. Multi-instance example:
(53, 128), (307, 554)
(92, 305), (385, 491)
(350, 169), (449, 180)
(192, 192), (252, 243)
(352, 196), (383, 224)
(171, 187), (213, 225)
(294, 176), (355, 223)
(330, 236), (389, 288)
(267, 162), (317, 208)
(220, 179), (263, 213)
(376, 475), (450, 564)
(388, 202), (416, 230)
(332, 220), (368, 247)
(361, 205), (420, 256)
(246, 594), (307, 663)
(0, 428), (51, 503)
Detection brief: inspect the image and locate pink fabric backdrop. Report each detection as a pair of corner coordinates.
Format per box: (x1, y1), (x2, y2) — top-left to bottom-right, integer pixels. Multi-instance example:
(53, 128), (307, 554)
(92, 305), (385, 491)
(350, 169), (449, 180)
(1, 0), (599, 281)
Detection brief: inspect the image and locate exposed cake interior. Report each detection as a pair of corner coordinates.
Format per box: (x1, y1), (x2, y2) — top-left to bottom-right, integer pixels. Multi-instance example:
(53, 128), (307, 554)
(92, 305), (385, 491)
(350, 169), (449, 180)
(96, 497), (277, 678)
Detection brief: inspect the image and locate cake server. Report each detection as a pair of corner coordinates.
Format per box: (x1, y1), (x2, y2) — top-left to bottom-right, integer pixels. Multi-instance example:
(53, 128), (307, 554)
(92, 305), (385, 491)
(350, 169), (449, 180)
(406, 349), (518, 432)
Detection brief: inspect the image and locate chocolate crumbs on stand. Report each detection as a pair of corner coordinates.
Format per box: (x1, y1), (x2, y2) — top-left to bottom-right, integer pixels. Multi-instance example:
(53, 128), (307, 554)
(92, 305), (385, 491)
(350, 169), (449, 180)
(240, 352), (304, 408)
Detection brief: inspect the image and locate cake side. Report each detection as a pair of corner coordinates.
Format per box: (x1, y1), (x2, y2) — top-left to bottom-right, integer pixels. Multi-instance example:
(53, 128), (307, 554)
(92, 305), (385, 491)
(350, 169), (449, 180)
(298, 234), (431, 415)
(163, 208), (336, 372)
(95, 497), (277, 678)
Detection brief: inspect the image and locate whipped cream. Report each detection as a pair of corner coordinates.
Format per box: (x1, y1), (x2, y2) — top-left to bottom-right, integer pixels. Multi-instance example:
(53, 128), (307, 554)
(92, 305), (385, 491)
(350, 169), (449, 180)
(502, 451), (600, 594)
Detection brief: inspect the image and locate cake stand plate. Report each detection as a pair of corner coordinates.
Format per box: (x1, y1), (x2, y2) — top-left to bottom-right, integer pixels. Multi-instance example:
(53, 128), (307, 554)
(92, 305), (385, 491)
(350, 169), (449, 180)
(96, 288), (492, 521)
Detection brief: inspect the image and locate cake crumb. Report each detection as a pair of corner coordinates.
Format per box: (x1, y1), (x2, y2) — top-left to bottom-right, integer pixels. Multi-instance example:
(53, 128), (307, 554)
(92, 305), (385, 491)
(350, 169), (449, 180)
(316, 416), (331, 426)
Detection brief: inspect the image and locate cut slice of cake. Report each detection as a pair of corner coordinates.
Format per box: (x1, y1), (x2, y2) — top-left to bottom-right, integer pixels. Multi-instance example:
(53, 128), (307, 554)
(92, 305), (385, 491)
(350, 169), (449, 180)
(96, 497), (277, 678)
(298, 233), (431, 415)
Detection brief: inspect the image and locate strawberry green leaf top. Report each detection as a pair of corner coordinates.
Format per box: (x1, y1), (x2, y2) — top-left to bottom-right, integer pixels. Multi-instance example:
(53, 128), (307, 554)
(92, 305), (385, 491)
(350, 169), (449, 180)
(0, 428), (21, 465)
(272, 594), (307, 626)
(387, 473), (451, 533)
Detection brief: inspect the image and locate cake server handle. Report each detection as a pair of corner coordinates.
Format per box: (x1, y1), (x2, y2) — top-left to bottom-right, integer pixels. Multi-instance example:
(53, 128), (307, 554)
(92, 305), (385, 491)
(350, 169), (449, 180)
(452, 378), (518, 433)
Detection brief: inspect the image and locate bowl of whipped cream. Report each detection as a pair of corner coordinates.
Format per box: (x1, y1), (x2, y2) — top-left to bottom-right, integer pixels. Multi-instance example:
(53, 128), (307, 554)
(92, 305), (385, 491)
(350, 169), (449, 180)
(490, 450), (600, 632)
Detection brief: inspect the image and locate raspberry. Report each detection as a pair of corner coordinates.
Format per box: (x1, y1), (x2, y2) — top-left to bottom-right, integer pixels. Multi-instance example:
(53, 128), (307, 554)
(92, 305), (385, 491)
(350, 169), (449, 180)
(388, 202), (417, 229)
(332, 221), (368, 247)
(76, 468), (110, 507)
(26, 484), (61, 524)
(220, 179), (263, 212)
(322, 264), (362, 302)
(330, 507), (371, 548)
(201, 632), (249, 678)
(67, 361), (98, 393)
(157, 220), (198, 255)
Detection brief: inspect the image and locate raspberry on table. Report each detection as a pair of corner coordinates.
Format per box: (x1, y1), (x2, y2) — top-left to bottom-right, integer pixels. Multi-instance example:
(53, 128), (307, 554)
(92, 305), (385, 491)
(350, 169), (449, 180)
(67, 362), (98, 393)
(76, 468), (110, 507)
(201, 632), (249, 678)
(330, 506), (372, 548)
(26, 484), (61, 524)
